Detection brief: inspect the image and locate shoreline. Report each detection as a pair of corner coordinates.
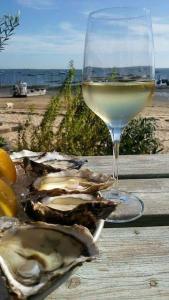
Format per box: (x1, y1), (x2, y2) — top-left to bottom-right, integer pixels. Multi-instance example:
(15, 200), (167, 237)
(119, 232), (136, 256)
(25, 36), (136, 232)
(0, 89), (169, 107)
(0, 86), (61, 99)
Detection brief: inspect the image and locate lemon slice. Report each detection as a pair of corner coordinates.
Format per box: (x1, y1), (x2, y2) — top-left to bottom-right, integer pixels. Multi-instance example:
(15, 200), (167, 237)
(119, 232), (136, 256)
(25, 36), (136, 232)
(0, 149), (16, 184)
(0, 178), (17, 217)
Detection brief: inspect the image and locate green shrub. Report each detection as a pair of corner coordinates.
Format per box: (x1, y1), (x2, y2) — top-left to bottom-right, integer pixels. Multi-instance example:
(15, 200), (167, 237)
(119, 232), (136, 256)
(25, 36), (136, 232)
(16, 62), (161, 155)
(120, 118), (162, 154)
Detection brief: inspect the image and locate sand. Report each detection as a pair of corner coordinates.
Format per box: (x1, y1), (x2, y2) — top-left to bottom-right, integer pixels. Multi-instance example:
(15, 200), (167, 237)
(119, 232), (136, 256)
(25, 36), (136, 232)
(0, 90), (169, 153)
(0, 94), (51, 110)
(140, 94), (169, 153)
(0, 92), (65, 147)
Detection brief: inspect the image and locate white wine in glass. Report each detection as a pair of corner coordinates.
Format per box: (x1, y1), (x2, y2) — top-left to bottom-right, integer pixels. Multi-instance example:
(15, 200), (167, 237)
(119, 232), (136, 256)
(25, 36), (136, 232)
(82, 7), (155, 223)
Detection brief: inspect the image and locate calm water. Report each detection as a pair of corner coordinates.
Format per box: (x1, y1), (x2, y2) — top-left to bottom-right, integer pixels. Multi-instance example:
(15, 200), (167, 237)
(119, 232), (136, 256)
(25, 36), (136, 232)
(0, 69), (82, 87)
(0, 68), (168, 88)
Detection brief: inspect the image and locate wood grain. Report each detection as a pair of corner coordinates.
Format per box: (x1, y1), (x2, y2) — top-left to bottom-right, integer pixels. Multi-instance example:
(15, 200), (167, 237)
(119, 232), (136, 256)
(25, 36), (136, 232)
(119, 178), (169, 216)
(82, 154), (169, 178)
(47, 227), (169, 300)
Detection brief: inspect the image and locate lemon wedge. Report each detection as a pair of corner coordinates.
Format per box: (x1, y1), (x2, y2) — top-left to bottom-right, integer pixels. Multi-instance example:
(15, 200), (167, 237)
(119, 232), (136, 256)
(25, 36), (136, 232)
(0, 178), (17, 217)
(0, 149), (16, 184)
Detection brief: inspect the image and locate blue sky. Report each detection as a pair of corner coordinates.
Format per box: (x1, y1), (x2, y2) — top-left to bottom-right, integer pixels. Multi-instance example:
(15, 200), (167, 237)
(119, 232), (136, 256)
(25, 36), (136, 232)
(0, 0), (169, 68)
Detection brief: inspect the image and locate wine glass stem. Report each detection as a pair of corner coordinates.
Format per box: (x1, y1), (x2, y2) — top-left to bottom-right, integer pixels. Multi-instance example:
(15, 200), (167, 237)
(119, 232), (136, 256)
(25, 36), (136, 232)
(109, 128), (121, 187)
(113, 142), (119, 184)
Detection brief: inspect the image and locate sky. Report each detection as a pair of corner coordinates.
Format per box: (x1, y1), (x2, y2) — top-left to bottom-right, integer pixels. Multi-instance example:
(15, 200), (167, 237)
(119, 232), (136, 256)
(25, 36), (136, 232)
(0, 0), (169, 69)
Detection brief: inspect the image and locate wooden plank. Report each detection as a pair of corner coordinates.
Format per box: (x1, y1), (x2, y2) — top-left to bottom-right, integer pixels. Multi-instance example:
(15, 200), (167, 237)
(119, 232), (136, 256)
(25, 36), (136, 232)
(107, 178), (169, 226)
(82, 154), (169, 178)
(117, 178), (169, 215)
(47, 227), (169, 300)
(119, 177), (169, 193)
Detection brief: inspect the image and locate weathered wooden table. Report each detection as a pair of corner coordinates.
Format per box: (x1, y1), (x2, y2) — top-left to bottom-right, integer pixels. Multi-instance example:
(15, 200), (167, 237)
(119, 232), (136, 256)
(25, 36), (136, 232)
(47, 154), (169, 300)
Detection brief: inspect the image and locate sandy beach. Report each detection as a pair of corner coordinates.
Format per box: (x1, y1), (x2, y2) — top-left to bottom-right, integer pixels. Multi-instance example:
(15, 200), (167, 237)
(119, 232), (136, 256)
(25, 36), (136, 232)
(0, 90), (65, 148)
(0, 89), (169, 153)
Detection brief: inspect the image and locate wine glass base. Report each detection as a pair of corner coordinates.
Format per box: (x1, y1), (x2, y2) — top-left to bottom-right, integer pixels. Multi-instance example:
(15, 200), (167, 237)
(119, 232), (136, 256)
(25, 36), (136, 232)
(100, 190), (144, 223)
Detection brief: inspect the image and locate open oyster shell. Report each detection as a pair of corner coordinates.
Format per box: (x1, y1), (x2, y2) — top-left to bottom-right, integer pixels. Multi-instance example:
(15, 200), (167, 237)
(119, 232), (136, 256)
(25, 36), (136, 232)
(11, 150), (87, 175)
(24, 193), (116, 231)
(0, 218), (98, 300)
(33, 169), (114, 194)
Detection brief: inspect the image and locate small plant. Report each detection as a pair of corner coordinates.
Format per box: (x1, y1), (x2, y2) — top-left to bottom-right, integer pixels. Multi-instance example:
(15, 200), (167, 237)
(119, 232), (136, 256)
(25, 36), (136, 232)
(60, 60), (76, 103)
(108, 67), (119, 81)
(120, 117), (162, 154)
(0, 12), (20, 51)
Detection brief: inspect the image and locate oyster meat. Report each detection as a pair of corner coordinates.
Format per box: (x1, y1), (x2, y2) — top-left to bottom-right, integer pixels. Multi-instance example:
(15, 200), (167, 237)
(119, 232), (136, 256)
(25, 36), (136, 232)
(24, 193), (117, 231)
(33, 169), (114, 194)
(0, 218), (98, 300)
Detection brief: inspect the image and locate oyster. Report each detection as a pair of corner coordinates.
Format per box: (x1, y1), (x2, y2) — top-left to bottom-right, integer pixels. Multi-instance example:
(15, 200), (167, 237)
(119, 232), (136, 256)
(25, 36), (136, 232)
(33, 169), (114, 194)
(24, 193), (116, 231)
(0, 219), (98, 300)
(11, 150), (86, 175)
(11, 150), (43, 161)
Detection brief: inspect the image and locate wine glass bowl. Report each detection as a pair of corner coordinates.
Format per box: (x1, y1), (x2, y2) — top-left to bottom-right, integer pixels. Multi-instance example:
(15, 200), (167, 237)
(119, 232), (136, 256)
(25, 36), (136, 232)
(82, 7), (155, 223)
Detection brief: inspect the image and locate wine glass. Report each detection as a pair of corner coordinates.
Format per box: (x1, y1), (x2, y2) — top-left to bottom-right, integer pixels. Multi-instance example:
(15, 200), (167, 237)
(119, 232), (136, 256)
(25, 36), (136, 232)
(82, 7), (155, 223)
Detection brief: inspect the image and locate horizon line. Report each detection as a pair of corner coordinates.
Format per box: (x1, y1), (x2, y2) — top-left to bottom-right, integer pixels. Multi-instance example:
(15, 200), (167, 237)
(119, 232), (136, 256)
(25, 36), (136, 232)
(0, 67), (168, 70)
